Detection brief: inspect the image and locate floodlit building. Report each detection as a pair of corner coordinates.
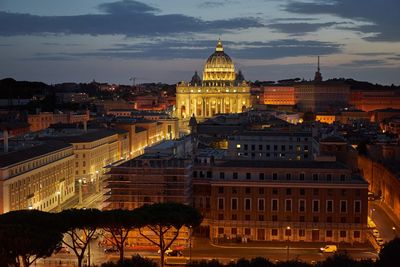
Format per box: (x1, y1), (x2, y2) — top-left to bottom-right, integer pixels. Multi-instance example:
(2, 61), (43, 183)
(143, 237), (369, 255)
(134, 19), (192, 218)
(0, 141), (75, 213)
(176, 39), (251, 122)
(193, 159), (368, 243)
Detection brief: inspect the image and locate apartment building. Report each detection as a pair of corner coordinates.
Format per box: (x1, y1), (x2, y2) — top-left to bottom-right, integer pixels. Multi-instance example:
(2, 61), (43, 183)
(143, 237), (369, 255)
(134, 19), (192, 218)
(27, 110), (90, 132)
(0, 141), (75, 213)
(193, 159), (368, 243)
(227, 130), (314, 160)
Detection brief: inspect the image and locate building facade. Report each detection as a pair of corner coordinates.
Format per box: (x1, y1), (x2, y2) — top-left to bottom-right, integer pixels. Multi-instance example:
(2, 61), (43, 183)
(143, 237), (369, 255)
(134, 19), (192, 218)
(227, 130), (314, 161)
(176, 40), (251, 121)
(0, 141), (75, 213)
(28, 110), (90, 132)
(193, 160), (368, 243)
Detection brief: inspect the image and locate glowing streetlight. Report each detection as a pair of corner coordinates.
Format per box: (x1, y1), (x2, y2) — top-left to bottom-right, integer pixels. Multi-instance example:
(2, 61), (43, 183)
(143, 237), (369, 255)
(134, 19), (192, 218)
(286, 226), (291, 261)
(78, 179), (83, 204)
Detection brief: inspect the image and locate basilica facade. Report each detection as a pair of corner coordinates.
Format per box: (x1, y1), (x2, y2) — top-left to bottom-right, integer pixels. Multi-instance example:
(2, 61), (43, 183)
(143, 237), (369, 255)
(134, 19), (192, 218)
(176, 40), (251, 121)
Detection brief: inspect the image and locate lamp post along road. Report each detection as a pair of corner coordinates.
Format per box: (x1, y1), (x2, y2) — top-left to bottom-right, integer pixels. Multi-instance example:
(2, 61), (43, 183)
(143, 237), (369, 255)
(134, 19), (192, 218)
(95, 171), (100, 193)
(78, 179), (83, 205)
(56, 191), (61, 212)
(286, 226), (291, 261)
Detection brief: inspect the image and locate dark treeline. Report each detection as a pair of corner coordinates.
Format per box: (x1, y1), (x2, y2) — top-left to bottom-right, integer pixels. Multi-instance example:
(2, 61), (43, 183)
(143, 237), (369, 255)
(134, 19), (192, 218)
(0, 202), (202, 267)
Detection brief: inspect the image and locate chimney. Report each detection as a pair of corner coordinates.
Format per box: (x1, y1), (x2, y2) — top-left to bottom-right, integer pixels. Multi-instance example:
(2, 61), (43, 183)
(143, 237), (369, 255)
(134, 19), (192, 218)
(3, 129), (9, 153)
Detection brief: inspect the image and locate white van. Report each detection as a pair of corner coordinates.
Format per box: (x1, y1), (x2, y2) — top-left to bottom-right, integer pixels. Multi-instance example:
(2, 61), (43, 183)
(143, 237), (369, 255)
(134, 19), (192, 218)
(319, 245), (338, 253)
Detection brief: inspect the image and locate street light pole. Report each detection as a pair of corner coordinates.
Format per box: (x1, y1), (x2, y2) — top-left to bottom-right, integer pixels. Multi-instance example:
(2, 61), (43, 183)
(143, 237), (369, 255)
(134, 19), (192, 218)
(56, 191), (61, 212)
(392, 226), (397, 238)
(78, 179), (83, 205)
(286, 226), (291, 261)
(95, 170), (100, 193)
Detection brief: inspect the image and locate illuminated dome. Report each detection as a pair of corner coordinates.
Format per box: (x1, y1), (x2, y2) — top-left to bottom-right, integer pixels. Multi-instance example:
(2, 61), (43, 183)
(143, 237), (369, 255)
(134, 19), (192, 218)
(202, 39), (236, 81)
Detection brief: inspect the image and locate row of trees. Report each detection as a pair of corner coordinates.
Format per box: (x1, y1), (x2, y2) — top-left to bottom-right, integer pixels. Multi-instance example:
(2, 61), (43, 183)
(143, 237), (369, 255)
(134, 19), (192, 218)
(0, 202), (202, 267)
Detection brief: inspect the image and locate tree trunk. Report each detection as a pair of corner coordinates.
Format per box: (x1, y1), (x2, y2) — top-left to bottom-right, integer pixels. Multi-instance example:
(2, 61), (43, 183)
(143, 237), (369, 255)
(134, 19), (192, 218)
(77, 255), (83, 267)
(119, 244), (124, 262)
(21, 256), (30, 267)
(160, 251), (165, 267)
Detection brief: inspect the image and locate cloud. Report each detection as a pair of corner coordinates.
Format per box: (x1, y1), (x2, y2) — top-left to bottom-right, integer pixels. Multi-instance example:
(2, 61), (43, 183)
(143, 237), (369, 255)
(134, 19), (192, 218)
(0, 0), (263, 37)
(284, 0), (400, 42)
(339, 59), (388, 67)
(267, 22), (339, 35)
(28, 38), (341, 61)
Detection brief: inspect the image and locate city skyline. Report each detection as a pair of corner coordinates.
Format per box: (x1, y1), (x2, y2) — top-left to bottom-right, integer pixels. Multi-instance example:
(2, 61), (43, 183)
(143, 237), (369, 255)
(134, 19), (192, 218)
(0, 0), (399, 85)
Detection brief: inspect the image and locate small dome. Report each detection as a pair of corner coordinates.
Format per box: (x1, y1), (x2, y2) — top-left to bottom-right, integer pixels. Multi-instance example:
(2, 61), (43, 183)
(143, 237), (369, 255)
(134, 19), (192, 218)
(236, 70), (245, 84)
(203, 39), (236, 82)
(190, 71), (202, 85)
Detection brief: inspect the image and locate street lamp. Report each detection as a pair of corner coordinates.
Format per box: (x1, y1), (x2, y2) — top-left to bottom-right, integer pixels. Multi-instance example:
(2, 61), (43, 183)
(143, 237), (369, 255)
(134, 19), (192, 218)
(286, 226), (291, 261)
(56, 191), (61, 212)
(95, 170), (100, 193)
(78, 179), (83, 205)
(392, 226), (397, 238)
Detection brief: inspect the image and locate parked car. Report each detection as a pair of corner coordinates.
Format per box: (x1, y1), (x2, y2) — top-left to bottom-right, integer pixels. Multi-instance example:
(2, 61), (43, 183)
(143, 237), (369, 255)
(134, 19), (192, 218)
(372, 229), (380, 238)
(104, 247), (119, 253)
(166, 250), (183, 257)
(319, 245), (338, 253)
(376, 237), (385, 246)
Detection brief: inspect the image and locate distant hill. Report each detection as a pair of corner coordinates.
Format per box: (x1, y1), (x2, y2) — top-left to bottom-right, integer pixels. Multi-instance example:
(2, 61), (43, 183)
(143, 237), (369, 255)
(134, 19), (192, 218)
(0, 78), (51, 99)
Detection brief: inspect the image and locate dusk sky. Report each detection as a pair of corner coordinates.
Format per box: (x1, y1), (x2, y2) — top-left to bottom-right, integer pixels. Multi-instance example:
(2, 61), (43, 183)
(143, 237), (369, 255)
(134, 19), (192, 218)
(0, 0), (399, 85)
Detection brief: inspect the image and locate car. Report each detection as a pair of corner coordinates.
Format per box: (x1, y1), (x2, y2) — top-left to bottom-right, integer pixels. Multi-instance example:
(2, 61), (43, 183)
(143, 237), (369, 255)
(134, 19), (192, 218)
(368, 192), (375, 201)
(376, 237), (385, 246)
(104, 247), (119, 254)
(319, 245), (338, 253)
(166, 250), (183, 257)
(372, 229), (380, 238)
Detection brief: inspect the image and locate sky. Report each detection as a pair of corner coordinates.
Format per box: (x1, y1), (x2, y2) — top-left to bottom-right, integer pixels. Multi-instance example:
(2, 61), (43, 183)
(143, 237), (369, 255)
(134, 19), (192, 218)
(0, 0), (399, 85)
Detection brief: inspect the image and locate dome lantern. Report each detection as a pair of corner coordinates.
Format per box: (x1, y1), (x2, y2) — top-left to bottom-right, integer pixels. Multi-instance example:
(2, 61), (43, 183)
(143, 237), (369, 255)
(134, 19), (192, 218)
(202, 39), (236, 82)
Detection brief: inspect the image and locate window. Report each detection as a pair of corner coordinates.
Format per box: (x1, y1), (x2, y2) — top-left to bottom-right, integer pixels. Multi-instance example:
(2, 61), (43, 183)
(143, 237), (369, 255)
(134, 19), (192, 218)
(354, 200), (361, 213)
(326, 230), (333, 237)
(236, 144), (241, 149)
(312, 200), (319, 212)
(259, 173), (265, 180)
(327, 174), (332, 181)
(271, 199), (278, 211)
(244, 144), (248, 150)
(285, 199), (292, 212)
(244, 198), (251, 211)
(354, 231), (361, 238)
(327, 216), (332, 223)
(246, 173), (251, 180)
(299, 173), (305, 180)
(300, 188), (305, 195)
(251, 144), (255, 150)
(218, 228), (224, 235)
(231, 198), (238, 210)
(272, 173), (278, 180)
(340, 200), (347, 213)
(271, 229), (278, 236)
(218, 198), (224, 210)
(326, 200), (333, 213)
(231, 228), (237, 235)
(299, 229), (305, 237)
(259, 145), (263, 150)
(233, 172), (238, 179)
(286, 173), (291, 180)
(340, 231), (347, 238)
(274, 145), (278, 151)
(219, 172), (225, 179)
(193, 171), (197, 178)
(207, 171), (212, 178)
(218, 214), (224, 220)
(258, 198), (265, 211)
(299, 199), (306, 212)
(266, 145), (270, 150)
(340, 174), (346, 181)
(313, 174), (318, 181)
(272, 188), (278, 195)
(281, 145), (286, 151)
